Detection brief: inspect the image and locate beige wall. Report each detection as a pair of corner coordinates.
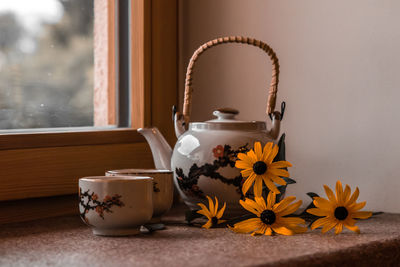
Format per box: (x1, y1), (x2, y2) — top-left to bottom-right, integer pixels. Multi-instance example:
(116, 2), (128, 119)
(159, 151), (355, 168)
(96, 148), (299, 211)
(179, 0), (400, 212)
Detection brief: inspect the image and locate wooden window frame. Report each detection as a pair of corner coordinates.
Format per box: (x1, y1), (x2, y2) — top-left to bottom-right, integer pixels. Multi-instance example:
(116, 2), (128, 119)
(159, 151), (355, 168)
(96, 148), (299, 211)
(0, 0), (178, 224)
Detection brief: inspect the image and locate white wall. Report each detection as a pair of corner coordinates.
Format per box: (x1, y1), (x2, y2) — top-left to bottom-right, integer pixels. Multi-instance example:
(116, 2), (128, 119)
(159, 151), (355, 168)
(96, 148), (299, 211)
(179, 0), (400, 212)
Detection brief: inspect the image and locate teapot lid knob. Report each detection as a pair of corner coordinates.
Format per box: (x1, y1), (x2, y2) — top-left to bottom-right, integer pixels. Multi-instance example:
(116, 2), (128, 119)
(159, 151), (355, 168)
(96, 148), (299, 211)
(213, 107), (239, 120)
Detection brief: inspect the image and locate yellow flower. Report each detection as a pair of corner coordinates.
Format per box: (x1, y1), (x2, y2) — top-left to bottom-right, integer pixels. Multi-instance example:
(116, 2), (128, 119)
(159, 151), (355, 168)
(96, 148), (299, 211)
(235, 141), (292, 197)
(230, 191), (307, 236)
(307, 181), (372, 234)
(197, 196), (227, 229)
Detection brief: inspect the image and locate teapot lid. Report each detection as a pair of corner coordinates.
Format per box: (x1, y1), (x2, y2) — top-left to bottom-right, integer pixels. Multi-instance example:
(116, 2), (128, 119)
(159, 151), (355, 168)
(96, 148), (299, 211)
(189, 107), (266, 131)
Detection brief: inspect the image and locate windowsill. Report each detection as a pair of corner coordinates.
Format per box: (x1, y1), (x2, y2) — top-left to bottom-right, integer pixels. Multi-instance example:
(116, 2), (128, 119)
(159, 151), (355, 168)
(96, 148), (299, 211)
(1, 205), (399, 266)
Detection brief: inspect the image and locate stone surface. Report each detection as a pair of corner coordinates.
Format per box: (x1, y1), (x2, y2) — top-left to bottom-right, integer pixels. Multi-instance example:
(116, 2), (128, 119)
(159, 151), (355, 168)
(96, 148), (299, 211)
(0, 206), (399, 267)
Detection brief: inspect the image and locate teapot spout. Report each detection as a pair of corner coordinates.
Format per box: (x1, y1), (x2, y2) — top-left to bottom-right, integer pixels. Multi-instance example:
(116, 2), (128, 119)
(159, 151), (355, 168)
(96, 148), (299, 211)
(137, 127), (172, 170)
(266, 111), (281, 140)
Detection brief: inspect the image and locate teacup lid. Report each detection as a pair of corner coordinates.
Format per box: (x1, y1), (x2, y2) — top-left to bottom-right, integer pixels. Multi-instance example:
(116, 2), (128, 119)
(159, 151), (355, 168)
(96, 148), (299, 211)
(189, 107), (266, 131)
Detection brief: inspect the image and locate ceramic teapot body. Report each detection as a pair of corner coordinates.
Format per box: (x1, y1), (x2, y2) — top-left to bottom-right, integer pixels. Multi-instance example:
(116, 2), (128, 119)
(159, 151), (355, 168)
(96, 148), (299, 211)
(172, 123), (276, 215)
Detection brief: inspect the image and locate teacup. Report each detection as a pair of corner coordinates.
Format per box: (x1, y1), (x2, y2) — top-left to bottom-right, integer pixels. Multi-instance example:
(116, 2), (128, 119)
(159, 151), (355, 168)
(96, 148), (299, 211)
(106, 169), (173, 223)
(79, 176), (153, 236)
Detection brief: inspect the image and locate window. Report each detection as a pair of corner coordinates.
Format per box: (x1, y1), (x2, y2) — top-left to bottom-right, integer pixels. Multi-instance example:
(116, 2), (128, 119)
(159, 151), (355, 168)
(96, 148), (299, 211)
(0, 0), (96, 129)
(0, 0), (178, 224)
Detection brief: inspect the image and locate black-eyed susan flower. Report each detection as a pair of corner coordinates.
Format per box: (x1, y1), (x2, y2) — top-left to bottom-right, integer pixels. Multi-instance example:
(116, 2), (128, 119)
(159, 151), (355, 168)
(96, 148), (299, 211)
(235, 141), (292, 197)
(307, 180), (372, 234)
(197, 196), (226, 229)
(229, 191), (307, 236)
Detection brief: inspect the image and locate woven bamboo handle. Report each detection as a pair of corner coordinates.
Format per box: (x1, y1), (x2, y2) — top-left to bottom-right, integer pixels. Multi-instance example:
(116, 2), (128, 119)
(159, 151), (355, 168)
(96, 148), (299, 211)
(183, 36), (280, 124)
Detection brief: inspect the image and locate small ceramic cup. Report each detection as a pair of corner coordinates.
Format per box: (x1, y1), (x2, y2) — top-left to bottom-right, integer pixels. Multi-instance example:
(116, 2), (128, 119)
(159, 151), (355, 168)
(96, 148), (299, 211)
(79, 176), (153, 236)
(106, 169), (173, 223)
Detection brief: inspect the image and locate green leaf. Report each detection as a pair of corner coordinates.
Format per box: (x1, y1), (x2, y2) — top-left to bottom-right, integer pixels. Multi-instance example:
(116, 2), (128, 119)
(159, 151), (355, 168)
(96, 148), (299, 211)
(277, 185), (287, 199)
(297, 192), (320, 222)
(274, 133), (286, 162)
(227, 214), (257, 226)
(282, 177), (296, 184)
(185, 209), (203, 223)
(307, 192), (319, 199)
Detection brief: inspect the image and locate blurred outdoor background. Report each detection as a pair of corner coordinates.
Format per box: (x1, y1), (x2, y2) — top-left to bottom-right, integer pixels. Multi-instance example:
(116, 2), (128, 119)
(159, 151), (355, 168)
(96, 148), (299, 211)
(0, 0), (94, 129)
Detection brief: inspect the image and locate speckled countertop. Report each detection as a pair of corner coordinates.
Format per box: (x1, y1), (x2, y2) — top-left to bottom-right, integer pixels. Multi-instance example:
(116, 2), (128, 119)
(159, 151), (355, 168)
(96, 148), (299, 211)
(1, 206), (400, 267)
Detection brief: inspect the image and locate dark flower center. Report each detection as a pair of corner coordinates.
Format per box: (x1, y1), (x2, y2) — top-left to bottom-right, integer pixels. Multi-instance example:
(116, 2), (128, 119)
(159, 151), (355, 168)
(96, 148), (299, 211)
(260, 210), (276, 225)
(211, 217), (218, 226)
(253, 161), (267, 175)
(334, 206), (349, 220)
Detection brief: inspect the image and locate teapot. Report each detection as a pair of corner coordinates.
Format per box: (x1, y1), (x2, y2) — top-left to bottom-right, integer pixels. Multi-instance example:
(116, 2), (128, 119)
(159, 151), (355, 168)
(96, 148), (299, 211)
(139, 36), (284, 216)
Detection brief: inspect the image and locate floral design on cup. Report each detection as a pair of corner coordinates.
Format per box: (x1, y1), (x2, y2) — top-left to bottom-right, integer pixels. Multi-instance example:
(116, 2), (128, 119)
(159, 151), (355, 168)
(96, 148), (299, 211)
(153, 181), (160, 193)
(79, 188), (125, 223)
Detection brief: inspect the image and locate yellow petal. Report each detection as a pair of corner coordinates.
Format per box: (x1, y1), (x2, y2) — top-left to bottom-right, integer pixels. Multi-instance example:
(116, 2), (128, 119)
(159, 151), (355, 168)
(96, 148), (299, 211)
(269, 168), (290, 178)
(239, 199), (261, 216)
(255, 196), (268, 211)
(343, 184), (351, 203)
(263, 176), (280, 194)
(197, 209), (211, 219)
(344, 224), (360, 234)
(251, 224), (267, 236)
(323, 185), (336, 203)
(247, 150), (258, 162)
(254, 142), (263, 159)
(321, 220), (337, 233)
(311, 217), (331, 230)
(270, 174), (287, 186)
(214, 196), (219, 215)
(343, 217), (356, 226)
(262, 142), (274, 162)
(278, 216), (305, 225)
(231, 218), (262, 233)
(242, 174), (256, 196)
(269, 160), (292, 168)
(217, 219), (227, 224)
(264, 226), (273, 236)
(306, 208), (329, 217)
(266, 144), (279, 164)
(347, 187), (359, 205)
(349, 201), (366, 212)
(313, 197), (334, 211)
(335, 223), (343, 235)
(265, 191), (276, 209)
(216, 202), (226, 219)
(206, 195), (215, 215)
(289, 225), (308, 234)
(241, 168), (254, 177)
(259, 224), (268, 235)
(273, 196), (296, 213)
(352, 211), (372, 219)
(336, 180), (344, 205)
(235, 160), (253, 170)
(197, 203), (211, 217)
(237, 153), (253, 163)
(272, 225), (293, 236)
(279, 200), (302, 216)
(202, 220), (212, 229)
(253, 176), (263, 198)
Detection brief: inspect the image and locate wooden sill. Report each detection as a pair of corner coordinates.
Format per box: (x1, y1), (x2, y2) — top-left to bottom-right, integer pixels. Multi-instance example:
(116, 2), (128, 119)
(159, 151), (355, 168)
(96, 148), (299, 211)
(0, 128), (144, 150)
(0, 129), (154, 202)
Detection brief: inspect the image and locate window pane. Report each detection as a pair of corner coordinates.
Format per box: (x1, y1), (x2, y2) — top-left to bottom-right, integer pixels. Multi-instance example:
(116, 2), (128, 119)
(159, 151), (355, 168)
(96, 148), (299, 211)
(0, 0), (94, 129)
